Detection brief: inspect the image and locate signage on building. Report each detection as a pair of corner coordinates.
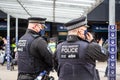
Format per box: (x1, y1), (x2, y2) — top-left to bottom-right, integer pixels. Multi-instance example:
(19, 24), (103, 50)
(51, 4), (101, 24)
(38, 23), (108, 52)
(57, 24), (67, 31)
(92, 24), (108, 32)
(44, 23), (50, 31)
(108, 25), (117, 80)
(0, 22), (7, 30)
(58, 32), (67, 36)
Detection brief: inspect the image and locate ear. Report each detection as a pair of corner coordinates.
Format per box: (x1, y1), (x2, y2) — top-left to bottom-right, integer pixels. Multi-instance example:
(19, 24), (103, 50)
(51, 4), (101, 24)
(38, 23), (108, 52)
(32, 24), (37, 29)
(39, 24), (44, 30)
(77, 30), (80, 36)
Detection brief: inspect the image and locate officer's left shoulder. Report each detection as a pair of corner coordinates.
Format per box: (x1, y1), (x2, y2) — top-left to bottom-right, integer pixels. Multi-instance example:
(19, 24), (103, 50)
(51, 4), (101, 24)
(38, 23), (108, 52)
(32, 34), (40, 39)
(88, 42), (101, 49)
(37, 37), (47, 43)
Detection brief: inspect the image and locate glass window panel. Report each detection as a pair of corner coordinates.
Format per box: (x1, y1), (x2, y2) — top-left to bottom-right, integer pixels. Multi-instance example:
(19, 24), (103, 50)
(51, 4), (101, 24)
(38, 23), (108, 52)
(0, 0), (103, 23)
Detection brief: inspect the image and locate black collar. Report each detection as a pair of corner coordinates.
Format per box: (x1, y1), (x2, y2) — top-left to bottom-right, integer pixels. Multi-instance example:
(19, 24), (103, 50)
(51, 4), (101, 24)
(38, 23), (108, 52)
(26, 29), (40, 35)
(66, 35), (89, 43)
(66, 35), (79, 42)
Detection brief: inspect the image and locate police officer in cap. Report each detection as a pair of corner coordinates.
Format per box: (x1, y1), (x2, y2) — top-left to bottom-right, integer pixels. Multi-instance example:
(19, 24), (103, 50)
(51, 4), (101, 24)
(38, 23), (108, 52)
(54, 16), (109, 80)
(17, 17), (53, 80)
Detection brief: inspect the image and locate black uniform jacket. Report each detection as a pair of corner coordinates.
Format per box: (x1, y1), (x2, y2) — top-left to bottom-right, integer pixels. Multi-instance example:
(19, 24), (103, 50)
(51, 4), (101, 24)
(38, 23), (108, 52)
(17, 29), (53, 74)
(54, 35), (109, 80)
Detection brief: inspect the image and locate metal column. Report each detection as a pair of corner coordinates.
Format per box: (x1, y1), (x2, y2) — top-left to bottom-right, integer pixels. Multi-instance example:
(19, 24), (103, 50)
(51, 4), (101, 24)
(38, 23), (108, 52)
(6, 14), (10, 70)
(108, 0), (116, 80)
(15, 18), (18, 46)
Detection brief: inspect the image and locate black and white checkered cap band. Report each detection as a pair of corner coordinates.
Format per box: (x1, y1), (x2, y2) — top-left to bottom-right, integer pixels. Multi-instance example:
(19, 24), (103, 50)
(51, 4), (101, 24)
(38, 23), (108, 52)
(66, 20), (88, 30)
(29, 20), (45, 24)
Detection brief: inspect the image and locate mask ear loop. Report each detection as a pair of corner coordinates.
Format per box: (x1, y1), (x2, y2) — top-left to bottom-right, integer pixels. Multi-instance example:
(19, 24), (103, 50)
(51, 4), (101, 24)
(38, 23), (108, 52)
(77, 29), (86, 40)
(77, 30), (79, 36)
(84, 30), (88, 39)
(40, 24), (45, 30)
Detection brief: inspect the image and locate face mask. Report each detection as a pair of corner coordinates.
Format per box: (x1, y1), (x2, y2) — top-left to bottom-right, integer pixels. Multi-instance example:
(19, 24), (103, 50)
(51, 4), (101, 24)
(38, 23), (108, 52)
(84, 30), (88, 36)
(84, 30), (88, 39)
(39, 29), (45, 36)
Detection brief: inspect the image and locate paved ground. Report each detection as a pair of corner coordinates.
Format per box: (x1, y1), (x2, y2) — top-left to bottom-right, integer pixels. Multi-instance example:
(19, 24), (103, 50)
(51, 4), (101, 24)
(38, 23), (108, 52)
(0, 61), (120, 80)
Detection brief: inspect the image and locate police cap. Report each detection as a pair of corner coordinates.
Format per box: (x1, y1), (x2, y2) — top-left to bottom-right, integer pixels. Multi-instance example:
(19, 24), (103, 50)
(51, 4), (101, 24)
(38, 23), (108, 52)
(64, 16), (89, 30)
(28, 17), (47, 28)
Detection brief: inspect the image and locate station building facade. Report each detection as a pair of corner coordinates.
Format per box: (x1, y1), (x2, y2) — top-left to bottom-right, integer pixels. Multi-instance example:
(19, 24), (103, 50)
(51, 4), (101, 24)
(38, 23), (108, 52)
(0, 0), (120, 42)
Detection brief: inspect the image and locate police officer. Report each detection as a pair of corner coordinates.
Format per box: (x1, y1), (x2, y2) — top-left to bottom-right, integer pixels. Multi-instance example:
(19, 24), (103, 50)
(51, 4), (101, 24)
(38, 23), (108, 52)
(17, 17), (53, 80)
(54, 16), (109, 80)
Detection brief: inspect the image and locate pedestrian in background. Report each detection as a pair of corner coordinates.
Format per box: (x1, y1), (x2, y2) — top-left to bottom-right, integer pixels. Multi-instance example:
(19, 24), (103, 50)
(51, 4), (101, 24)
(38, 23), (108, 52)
(10, 38), (16, 59)
(0, 36), (5, 65)
(54, 16), (109, 80)
(48, 38), (56, 54)
(0, 36), (4, 49)
(17, 17), (53, 80)
(0, 37), (7, 65)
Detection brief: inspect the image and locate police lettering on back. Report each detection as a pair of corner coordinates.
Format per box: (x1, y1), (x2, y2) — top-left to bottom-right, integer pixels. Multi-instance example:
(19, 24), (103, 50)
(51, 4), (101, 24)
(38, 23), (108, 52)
(60, 44), (79, 59)
(61, 45), (79, 53)
(17, 40), (27, 52)
(18, 40), (27, 46)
